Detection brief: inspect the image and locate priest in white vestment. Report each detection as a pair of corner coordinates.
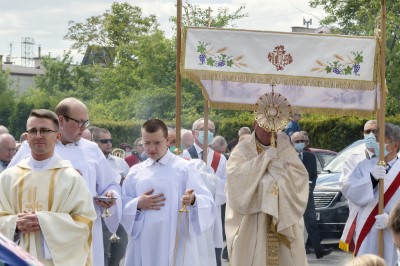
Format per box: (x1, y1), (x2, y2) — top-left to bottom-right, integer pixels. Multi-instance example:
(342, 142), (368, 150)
(0, 109), (96, 266)
(122, 119), (216, 266)
(7, 98), (122, 266)
(341, 123), (400, 265)
(225, 121), (309, 266)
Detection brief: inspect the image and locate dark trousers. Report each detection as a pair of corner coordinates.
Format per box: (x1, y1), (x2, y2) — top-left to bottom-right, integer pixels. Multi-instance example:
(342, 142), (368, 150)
(102, 219), (128, 266)
(215, 248), (222, 266)
(304, 192), (324, 252)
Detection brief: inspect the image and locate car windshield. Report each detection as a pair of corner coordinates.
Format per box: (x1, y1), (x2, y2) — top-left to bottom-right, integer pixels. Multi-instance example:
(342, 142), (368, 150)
(321, 140), (365, 173)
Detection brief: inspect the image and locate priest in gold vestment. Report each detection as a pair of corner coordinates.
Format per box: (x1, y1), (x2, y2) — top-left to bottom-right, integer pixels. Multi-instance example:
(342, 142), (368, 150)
(0, 109), (96, 266)
(225, 121), (309, 266)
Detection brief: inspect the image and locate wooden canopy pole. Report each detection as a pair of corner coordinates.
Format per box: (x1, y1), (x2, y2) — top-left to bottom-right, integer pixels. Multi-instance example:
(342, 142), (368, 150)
(203, 100), (209, 162)
(174, 0), (183, 155)
(377, 0), (387, 258)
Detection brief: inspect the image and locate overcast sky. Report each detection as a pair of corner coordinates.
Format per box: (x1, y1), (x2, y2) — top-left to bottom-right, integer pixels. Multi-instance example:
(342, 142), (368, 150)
(0, 0), (325, 64)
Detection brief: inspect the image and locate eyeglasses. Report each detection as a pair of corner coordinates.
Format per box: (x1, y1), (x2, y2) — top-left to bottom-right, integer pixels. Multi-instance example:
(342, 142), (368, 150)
(64, 115), (90, 128)
(26, 128), (58, 137)
(364, 129), (376, 134)
(0, 147), (17, 153)
(196, 128), (215, 134)
(96, 139), (113, 144)
(294, 140), (305, 143)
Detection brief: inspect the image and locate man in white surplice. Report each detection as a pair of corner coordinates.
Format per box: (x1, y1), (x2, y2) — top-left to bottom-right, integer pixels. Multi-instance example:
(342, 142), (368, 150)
(0, 109), (96, 266)
(8, 98), (121, 266)
(122, 119), (216, 266)
(341, 123), (400, 265)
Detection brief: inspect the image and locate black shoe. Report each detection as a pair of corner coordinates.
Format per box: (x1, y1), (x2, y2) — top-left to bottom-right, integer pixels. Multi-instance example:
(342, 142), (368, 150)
(315, 247), (333, 259)
(222, 246), (229, 261)
(306, 247), (315, 254)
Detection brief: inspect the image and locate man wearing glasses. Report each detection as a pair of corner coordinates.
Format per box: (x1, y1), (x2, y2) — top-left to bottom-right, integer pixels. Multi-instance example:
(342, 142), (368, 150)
(291, 131), (333, 259)
(0, 109), (96, 265)
(341, 123), (400, 264)
(0, 133), (16, 173)
(182, 118), (227, 266)
(93, 127), (129, 266)
(8, 98), (122, 266)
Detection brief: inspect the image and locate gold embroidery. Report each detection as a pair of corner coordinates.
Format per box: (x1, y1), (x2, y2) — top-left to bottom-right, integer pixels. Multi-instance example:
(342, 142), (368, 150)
(25, 186), (42, 212)
(18, 169), (27, 211)
(48, 169), (60, 210)
(270, 185), (279, 196)
(266, 214), (279, 266)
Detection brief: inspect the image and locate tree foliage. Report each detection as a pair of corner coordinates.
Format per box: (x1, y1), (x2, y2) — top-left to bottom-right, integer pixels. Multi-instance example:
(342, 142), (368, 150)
(170, 1), (248, 28)
(64, 2), (159, 66)
(0, 70), (15, 126)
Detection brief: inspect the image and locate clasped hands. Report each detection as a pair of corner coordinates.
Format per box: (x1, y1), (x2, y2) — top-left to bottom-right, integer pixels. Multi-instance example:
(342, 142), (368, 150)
(137, 188), (195, 210)
(16, 211), (40, 233)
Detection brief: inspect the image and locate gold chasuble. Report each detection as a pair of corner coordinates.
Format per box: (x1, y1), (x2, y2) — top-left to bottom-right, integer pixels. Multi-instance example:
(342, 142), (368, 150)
(0, 156), (96, 266)
(225, 132), (309, 266)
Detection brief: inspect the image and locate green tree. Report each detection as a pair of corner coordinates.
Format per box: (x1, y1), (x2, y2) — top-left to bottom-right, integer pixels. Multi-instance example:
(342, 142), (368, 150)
(0, 69), (15, 126)
(309, 0), (400, 115)
(170, 1), (248, 28)
(34, 54), (97, 99)
(65, 3), (159, 66)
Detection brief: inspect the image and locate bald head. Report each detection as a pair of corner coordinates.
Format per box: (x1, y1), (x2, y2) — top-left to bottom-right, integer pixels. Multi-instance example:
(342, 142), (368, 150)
(55, 97), (88, 117)
(364, 120), (377, 135)
(0, 133), (16, 163)
(0, 125), (9, 135)
(55, 97), (90, 144)
(291, 131), (305, 143)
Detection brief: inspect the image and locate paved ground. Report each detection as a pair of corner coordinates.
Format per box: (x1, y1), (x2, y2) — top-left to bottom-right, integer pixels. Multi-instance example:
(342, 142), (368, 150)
(222, 246), (352, 265)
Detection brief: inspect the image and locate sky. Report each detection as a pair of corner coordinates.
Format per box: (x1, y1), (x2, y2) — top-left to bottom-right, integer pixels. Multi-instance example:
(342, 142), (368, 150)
(0, 0), (325, 65)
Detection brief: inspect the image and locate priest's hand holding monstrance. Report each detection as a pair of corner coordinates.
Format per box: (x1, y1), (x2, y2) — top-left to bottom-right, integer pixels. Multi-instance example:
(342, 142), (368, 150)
(255, 89), (292, 147)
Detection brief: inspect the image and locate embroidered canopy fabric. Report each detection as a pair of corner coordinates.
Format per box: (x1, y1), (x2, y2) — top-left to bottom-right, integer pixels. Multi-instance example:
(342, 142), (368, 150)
(181, 27), (380, 115)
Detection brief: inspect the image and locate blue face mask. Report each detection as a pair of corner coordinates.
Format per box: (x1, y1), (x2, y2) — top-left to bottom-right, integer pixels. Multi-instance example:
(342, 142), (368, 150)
(364, 132), (377, 150)
(294, 143), (305, 152)
(198, 130), (214, 145)
(375, 143), (391, 157)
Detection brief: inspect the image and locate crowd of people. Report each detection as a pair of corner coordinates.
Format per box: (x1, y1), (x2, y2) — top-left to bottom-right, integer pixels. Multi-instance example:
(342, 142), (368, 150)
(0, 98), (400, 266)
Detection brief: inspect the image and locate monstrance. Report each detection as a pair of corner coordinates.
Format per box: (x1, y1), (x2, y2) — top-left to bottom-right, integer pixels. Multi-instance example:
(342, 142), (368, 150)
(255, 87), (292, 146)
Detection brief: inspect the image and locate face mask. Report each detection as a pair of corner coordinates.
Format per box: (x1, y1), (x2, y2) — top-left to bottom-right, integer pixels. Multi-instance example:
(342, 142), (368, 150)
(169, 145), (183, 152)
(294, 143), (305, 152)
(198, 130), (214, 145)
(375, 143), (391, 157)
(364, 132), (377, 150)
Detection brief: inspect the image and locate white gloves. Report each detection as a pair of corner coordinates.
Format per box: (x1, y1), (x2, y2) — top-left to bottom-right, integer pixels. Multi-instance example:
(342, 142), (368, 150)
(375, 213), (389, 229)
(371, 165), (386, 181)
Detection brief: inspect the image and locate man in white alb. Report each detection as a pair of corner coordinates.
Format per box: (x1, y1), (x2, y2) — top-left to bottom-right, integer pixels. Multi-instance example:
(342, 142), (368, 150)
(8, 98), (121, 266)
(122, 119), (216, 266)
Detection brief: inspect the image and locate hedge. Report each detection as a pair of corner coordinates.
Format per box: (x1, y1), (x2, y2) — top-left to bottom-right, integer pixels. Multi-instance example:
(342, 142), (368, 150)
(92, 114), (400, 153)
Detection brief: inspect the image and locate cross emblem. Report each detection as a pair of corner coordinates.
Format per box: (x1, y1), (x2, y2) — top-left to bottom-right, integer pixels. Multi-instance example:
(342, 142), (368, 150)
(25, 186), (42, 212)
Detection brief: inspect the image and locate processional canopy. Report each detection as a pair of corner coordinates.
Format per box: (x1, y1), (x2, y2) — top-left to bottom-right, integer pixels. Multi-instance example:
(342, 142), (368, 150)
(181, 27), (380, 119)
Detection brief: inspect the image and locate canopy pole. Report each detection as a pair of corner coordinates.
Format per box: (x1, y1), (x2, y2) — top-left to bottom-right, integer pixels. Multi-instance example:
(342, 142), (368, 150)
(377, 0), (387, 258)
(203, 100), (209, 162)
(174, 0), (182, 155)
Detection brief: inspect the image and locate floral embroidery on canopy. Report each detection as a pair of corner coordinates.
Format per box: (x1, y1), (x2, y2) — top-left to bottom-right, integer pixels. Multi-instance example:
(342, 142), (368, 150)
(196, 41), (246, 68)
(311, 51), (364, 76)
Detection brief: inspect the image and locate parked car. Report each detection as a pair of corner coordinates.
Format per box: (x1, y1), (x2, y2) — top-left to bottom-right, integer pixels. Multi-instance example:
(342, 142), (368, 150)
(309, 148), (337, 173)
(313, 140), (365, 243)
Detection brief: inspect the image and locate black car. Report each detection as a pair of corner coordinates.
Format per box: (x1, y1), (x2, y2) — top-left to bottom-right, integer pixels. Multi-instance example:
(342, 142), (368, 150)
(313, 140), (365, 243)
